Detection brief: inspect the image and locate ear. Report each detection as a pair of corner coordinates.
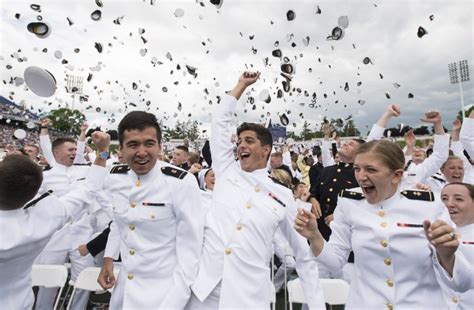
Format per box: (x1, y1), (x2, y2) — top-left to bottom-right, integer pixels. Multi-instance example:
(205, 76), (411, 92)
(392, 169), (404, 184)
(263, 145), (272, 157)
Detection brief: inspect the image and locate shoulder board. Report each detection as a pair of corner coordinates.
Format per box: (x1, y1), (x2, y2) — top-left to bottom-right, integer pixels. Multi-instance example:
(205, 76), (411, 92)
(161, 166), (187, 179)
(339, 189), (365, 200)
(73, 163), (91, 166)
(42, 165), (53, 171)
(401, 190), (434, 202)
(110, 165), (130, 174)
(24, 190), (53, 209)
(269, 176), (290, 189)
(431, 175), (446, 183)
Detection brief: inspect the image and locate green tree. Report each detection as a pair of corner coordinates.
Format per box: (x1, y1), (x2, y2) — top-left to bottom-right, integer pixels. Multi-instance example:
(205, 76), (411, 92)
(342, 119), (361, 137)
(301, 120), (311, 141)
(47, 108), (85, 135)
(165, 119), (200, 141)
(457, 105), (474, 120)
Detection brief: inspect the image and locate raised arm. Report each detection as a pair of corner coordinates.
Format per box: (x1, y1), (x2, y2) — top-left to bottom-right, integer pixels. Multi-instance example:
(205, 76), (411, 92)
(74, 122), (88, 164)
(210, 72), (260, 174)
(367, 104), (401, 141)
(321, 123), (335, 167)
(460, 110), (474, 158)
(39, 118), (55, 165)
(411, 111), (449, 183)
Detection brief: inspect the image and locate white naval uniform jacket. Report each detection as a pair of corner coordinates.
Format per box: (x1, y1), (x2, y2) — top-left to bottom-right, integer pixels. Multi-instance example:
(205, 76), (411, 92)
(316, 187), (468, 309)
(440, 224), (474, 310)
(0, 165), (106, 310)
(404, 133), (450, 186)
(102, 161), (204, 310)
(190, 94), (325, 309)
(38, 163), (94, 252)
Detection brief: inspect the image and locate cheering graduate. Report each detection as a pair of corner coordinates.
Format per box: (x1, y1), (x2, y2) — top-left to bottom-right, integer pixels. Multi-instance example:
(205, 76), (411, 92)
(295, 139), (470, 309)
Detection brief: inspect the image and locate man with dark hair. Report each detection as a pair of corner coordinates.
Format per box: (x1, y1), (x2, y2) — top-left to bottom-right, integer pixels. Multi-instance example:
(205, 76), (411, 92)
(172, 145), (190, 170)
(0, 154), (43, 209)
(97, 110), (203, 309)
(188, 72), (325, 309)
(0, 133), (109, 310)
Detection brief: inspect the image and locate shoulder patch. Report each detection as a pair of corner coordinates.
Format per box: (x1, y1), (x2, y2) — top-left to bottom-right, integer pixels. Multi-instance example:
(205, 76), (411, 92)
(110, 165), (130, 174)
(339, 189), (365, 200)
(161, 166), (187, 179)
(269, 176), (290, 189)
(73, 163), (91, 166)
(431, 175), (446, 183)
(401, 190), (434, 202)
(24, 190), (53, 209)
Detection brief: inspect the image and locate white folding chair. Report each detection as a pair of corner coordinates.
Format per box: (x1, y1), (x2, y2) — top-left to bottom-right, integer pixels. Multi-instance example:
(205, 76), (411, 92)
(287, 278), (350, 310)
(287, 278), (307, 310)
(66, 267), (117, 310)
(32, 264), (68, 310)
(320, 278), (350, 306)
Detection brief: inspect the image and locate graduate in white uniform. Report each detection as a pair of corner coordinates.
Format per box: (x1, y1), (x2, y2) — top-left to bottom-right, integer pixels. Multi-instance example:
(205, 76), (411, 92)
(460, 110), (474, 158)
(440, 182), (474, 309)
(35, 124), (98, 310)
(0, 132), (110, 310)
(188, 72), (325, 310)
(295, 139), (468, 309)
(97, 111), (204, 309)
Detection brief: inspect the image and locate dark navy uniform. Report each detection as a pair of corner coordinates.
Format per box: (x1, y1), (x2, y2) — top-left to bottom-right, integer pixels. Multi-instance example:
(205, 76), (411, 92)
(312, 162), (358, 241)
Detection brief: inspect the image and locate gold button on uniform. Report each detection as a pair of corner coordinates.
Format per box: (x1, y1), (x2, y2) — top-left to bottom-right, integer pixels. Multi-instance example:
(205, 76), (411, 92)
(135, 180), (141, 187)
(326, 198), (331, 202)
(225, 248), (232, 255)
(337, 169), (341, 172)
(329, 188), (333, 192)
(245, 203), (252, 209)
(386, 303), (393, 310)
(386, 279), (394, 287)
(127, 273), (134, 280)
(381, 240), (388, 247)
(378, 210), (385, 217)
(384, 258), (392, 266)
(129, 224), (135, 230)
(452, 296), (458, 303)
(129, 249), (136, 255)
(236, 224), (242, 230)
(333, 178), (337, 182)
(380, 222), (388, 228)
(255, 187), (260, 192)
(150, 214), (155, 219)
(130, 202), (136, 208)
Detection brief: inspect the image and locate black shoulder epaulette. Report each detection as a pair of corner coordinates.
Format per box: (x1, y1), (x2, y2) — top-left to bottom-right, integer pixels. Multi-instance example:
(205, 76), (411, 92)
(24, 190), (53, 209)
(339, 189), (365, 200)
(73, 163), (91, 166)
(161, 166), (187, 179)
(42, 165), (53, 171)
(269, 176), (290, 189)
(110, 165), (130, 174)
(431, 175), (446, 183)
(401, 190), (434, 202)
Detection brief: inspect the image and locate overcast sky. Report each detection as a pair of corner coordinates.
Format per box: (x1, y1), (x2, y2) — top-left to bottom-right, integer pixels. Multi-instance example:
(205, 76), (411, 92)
(1, 0), (473, 137)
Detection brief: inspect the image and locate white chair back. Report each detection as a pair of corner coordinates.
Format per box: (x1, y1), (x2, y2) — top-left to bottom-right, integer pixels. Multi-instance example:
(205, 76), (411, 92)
(32, 264), (68, 310)
(320, 278), (350, 305)
(287, 278), (350, 309)
(66, 267), (118, 310)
